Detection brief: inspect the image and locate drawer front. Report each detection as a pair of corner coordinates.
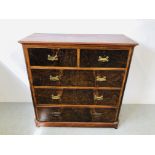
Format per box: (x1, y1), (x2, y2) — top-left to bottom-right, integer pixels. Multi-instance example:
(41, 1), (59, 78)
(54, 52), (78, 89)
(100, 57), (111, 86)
(90, 108), (117, 122)
(37, 107), (117, 122)
(35, 88), (120, 106)
(80, 49), (129, 68)
(94, 70), (124, 87)
(28, 48), (77, 66)
(32, 69), (124, 87)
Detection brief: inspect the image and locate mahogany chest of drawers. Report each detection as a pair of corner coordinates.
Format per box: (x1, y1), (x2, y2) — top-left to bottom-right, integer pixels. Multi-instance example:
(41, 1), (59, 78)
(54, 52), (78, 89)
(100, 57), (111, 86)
(19, 33), (138, 128)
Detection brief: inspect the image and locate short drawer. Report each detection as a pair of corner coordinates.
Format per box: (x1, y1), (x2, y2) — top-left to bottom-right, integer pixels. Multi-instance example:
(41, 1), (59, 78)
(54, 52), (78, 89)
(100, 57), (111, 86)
(34, 88), (120, 106)
(32, 69), (124, 87)
(80, 49), (129, 68)
(37, 107), (117, 122)
(28, 48), (77, 66)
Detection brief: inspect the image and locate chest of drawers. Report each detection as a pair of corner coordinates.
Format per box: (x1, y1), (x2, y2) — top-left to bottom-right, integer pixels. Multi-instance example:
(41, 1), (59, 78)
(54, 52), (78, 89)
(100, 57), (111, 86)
(19, 33), (138, 128)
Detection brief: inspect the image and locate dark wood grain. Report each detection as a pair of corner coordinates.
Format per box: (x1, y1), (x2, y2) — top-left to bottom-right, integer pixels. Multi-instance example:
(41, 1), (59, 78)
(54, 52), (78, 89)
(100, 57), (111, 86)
(34, 88), (120, 106)
(28, 48), (77, 67)
(37, 107), (117, 122)
(32, 69), (125, 87)
(90, 108), (117, 122)
(80, 49), (129, 68)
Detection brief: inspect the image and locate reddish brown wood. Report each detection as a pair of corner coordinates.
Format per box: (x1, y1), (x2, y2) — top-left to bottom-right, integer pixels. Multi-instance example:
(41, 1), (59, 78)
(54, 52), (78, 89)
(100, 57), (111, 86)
(20, 33), (138, 128)
(35, 119), (119, 128)
(33, 86), (121, 90)
(77, 48), (80, 67)
(30, 66), (126, 70)
(36, 104), (118, 108)
(22, 44), (134, 49)
(19, 33), (138, 46)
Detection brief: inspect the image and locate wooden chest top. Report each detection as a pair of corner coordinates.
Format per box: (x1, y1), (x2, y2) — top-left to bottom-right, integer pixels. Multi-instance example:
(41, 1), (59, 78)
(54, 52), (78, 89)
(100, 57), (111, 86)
(19, 33), (138, 46)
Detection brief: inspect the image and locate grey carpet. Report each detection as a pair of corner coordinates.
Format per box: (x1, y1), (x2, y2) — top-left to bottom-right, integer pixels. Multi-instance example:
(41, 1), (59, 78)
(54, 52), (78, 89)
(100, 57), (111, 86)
(0, 102), (154, 135)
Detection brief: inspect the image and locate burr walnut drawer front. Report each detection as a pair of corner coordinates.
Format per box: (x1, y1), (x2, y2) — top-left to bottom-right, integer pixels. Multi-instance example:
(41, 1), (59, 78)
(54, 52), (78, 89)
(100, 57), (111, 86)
(28, 48), (77, 66)
(80, 49), (129, 68)
(37, 107), (117, 122)
(32, 69), (125, 87)
(34, 88), (120, 106)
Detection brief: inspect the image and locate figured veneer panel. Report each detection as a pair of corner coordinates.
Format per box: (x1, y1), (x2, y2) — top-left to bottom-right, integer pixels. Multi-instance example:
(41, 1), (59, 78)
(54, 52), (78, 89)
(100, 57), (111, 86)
(95, 70), (125, 87)
(60, 89), (93, 105)
(62, 70), (95, 86)
(91, 108), (117, 122)
(32, 69), (125, 87)
(37, 107), (117, 122)
(34, 88), (120, 106)
(32, 69), (62, 86)
(32, 69), (95, 86)
(37, 107), (92, 122)
(28, 48), (77, 67)
(93, 89), (120, 105)
(80, 49), (129, 68)
(35, 89), (79, 105)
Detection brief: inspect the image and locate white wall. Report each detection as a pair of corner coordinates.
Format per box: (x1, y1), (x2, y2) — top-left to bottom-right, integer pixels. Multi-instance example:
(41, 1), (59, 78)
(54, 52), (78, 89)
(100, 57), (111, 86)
(0, 19), (155, 104)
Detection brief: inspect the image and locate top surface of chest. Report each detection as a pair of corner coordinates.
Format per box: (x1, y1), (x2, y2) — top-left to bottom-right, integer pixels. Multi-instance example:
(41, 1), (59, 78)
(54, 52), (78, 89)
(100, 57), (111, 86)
(19, 33), (138, 46)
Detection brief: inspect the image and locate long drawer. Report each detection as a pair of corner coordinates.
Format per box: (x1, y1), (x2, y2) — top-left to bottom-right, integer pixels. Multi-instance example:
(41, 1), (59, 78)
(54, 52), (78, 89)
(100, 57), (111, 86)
(32, 69), (125, 87)
(37, 107), (117, 122)
(34, 88), (120, 106)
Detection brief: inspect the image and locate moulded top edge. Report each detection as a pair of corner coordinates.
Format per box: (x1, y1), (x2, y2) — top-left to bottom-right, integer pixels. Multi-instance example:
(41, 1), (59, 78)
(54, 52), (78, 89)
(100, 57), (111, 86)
(18, 33), (138, 46)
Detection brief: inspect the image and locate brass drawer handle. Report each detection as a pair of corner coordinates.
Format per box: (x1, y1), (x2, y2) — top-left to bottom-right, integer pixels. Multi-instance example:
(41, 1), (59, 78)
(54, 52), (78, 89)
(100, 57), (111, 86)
(47, 54), (58, 61)
(96, 76), (107, 82)
(51, 111), (61, 116)
(51, 94), (61, 100)
(94, 95), (103, 101)
(92, 112), (103, 117)
(49, 75), (61, 81)
(98, 56), (109, 62)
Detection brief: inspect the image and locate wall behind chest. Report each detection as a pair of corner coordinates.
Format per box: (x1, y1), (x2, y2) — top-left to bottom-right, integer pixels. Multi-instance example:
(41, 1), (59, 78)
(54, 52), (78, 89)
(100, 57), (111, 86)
(0, 19), (155, 104)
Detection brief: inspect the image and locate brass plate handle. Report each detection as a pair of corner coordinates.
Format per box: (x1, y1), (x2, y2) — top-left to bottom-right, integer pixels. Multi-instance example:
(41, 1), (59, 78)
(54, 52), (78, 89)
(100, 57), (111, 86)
(51, 94), (61, 100)
(98, 56), (109, 62)
(94, 95), (103, 101)
(47, 54), (58, 61)
(49, 75), (60, 81)
(96, 76), (107, 82)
